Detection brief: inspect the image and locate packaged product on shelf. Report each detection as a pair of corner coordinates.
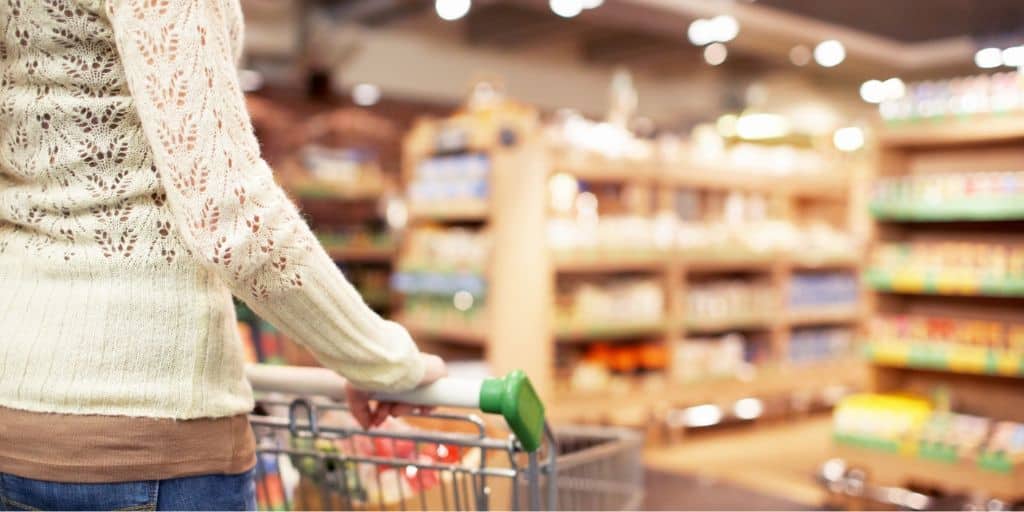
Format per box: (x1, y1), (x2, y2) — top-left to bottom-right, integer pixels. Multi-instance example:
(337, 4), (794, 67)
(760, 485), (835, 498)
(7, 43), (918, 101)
(879, 71), (1024, 122)
(833, 393), (933, 447)
(670, 334), (749, 382)
(399, 227), (490, 274)
(555, 278), (665, 332)
(300, 145), (385, 189)
(789, 272), (859, 310)
(872, 171), (1024, 220)
(835, 393), (1024, 472)
(568, 342), (668, 393)
(870, 314), (1024, 352)
(870, 241), (1024, 284)
(408, 153), (490, 208)
(686, 279), (776, 327)
(789, 327), (854, 364)
(983, 422), (1024, 467)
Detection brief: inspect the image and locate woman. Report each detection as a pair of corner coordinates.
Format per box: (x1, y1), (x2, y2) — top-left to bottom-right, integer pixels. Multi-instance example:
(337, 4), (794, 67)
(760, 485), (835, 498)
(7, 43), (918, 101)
(0, 0), (444, 509)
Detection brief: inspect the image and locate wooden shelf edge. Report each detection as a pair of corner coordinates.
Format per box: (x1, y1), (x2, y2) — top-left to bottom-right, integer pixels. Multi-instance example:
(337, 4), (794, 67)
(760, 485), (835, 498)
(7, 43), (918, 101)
(408, 202), (490, 222)
(881, 115), (1024, 149)
(552, 255), (668, 273)
(833, 444), (1024, 501)
(788, 306), (863, 327)
(555, 321), (670, 342)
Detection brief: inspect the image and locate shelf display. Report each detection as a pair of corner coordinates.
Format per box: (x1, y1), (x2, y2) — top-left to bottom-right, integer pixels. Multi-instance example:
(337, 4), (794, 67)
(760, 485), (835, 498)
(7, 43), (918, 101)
(670, 334), (752, 383)
(399, 86), (867, 426)
(548, 215), (665, 260)
(789, 272), (859, 311)
(555, 278), (666, 337)
(872, 171), (1024, 221)
(866, 314), (1024, 376)
(868, 241), (1024, 296)
(789, 327), (854, 364)
(878, 71), (1024, 123)
(408, 152), (491, 217)
(289, 145), (389, 199)
(834, 393), (1024, 475)
(836, 98), (1024, 503)
(685, 279), (776, 331)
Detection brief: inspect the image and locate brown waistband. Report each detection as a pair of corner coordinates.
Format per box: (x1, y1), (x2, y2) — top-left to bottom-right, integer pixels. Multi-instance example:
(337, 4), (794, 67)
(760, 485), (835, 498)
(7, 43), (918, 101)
(0, 406), (255, 483)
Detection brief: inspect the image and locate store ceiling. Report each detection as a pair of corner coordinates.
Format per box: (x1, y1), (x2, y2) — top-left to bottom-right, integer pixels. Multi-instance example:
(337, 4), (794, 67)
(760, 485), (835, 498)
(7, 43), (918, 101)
(758, 0), (1024, 43)
(243, 0), (1008, 90)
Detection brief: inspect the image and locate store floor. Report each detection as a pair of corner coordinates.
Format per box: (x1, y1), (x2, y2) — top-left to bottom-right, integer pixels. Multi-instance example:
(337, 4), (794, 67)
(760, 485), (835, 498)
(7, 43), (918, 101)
(643, 415), (834, 509)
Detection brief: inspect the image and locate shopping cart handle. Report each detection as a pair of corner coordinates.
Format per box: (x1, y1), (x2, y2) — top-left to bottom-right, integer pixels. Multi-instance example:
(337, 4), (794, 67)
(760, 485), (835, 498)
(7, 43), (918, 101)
(245, 364), (546, 452)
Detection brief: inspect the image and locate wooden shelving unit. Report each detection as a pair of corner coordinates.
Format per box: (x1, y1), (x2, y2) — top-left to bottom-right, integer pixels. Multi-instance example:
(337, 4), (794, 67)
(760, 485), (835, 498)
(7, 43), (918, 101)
(397, 103), (869, 426)
(831, 117), (1024, 502)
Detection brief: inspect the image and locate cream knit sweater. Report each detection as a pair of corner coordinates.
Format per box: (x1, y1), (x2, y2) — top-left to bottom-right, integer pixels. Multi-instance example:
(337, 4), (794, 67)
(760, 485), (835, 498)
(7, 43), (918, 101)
(0, 0), (424, 419)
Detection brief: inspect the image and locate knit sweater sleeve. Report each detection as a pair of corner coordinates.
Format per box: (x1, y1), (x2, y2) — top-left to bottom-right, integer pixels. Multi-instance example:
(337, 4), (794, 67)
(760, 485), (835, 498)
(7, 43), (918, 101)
(104, 0), (425, 392)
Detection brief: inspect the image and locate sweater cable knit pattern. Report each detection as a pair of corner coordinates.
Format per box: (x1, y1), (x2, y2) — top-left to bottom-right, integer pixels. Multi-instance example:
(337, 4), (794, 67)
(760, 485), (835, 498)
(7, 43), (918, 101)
(0, 0), (424, 419)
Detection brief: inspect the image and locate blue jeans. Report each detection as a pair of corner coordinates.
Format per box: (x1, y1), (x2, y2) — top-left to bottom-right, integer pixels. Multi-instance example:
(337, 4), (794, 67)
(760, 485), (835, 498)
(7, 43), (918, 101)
(0, 469), (256, 511)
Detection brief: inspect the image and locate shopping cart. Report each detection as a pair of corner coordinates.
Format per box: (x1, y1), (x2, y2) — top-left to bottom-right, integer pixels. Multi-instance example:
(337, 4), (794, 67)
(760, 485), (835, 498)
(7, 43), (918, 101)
(246, 365), (643, 511)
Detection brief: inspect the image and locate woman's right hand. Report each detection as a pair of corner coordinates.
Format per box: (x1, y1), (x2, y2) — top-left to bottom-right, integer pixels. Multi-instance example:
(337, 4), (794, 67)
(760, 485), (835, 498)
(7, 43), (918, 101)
(347, 353), (448, 429)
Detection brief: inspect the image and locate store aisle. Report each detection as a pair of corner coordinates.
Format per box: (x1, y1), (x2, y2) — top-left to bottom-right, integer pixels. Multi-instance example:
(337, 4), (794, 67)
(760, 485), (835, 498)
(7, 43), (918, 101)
(644, 416), (835, 508)
(644, 470), (811, 511)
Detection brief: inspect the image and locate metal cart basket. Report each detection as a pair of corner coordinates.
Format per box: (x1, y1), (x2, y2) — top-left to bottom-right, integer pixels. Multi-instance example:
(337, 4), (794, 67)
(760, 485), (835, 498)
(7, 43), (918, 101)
(247, 365), (643, 511)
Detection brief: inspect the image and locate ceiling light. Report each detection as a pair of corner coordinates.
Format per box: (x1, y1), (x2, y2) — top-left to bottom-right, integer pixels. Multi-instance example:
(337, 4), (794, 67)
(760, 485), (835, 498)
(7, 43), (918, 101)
(351, 83), (381, 106)
(550, 0), (583, 18)
(709, 15), (739, 43)
(789, 45), (811, 66)
(833, 126), (865, 152)
(814, 40), (846, 67)
(859, 80), (884, 104)
(975, 47), (1002, 68)
(882, 77), (905, 100)
(704, 43), (728, 66)
(733, 398), (764, 420)
(435, 0), (470, 21)
(581, 0), (604, 8)
(683, 404), (723, 428)
(687, 19), (713, 46)
(1002, 46), (1024, 67)
(735, 113), (790, 140)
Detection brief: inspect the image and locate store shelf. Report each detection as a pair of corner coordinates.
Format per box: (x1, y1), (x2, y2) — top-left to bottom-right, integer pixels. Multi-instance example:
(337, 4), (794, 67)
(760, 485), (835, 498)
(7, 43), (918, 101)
(663, 168), (850, 199)
(553, 253), (668, 273)
(408, 201), (489, 222)
(881, 115), (1024, 148)
(865, 268), (1024, 297)
(550, 358), (865, 426)
(870, 198), (1024, 222)
(683, 255), (777, 273)
(550, 156), (655, 183)
(788, 306), (862, 327)
(555, 320), (669, 342)
(324, 245), (395, 262)
(832, 444), (1024, 501)
(685, 315), (775, 333)
(789, 255), (861, 271)
(866, 340), (1024, 378)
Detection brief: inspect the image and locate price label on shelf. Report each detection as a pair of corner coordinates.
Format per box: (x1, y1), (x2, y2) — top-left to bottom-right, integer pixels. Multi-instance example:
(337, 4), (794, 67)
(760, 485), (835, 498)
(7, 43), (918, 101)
(947, 345), (988, 374)
(995, 351), (1024, 376)
(871, 341), (912, 366)
(936, 271), (979, 295)
(891, 272), (925, 293)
